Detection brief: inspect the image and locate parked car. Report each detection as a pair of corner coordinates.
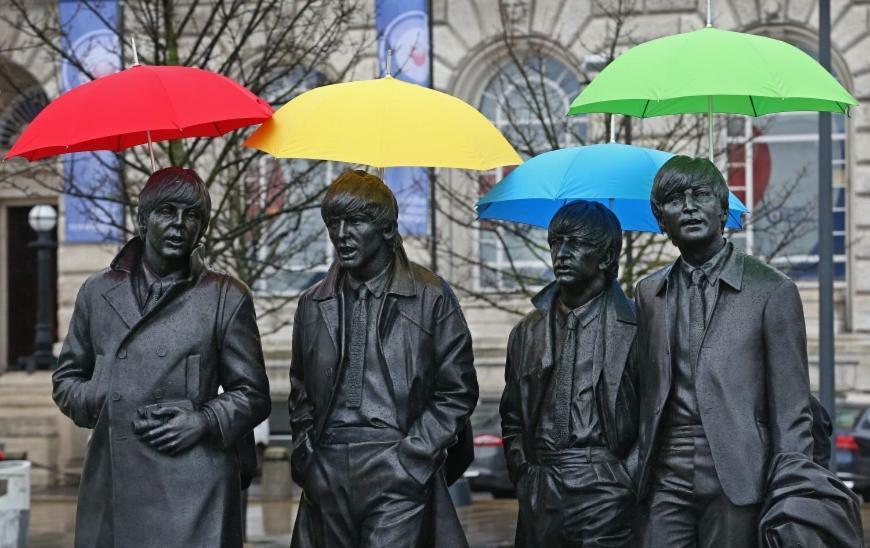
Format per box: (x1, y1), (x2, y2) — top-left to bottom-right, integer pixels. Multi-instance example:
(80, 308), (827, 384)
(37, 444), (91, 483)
(834, 402), (870, 500)
(464, 399), (514, 497)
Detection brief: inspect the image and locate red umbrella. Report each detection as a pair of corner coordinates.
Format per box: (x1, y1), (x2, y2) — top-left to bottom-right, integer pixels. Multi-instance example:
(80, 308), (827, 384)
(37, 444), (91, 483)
(5, 63), (273, 168)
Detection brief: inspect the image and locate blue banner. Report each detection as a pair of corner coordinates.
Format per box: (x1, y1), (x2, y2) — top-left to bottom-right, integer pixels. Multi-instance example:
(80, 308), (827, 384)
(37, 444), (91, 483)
(59, 0), (123, 243)
(376, 0), (430, 236)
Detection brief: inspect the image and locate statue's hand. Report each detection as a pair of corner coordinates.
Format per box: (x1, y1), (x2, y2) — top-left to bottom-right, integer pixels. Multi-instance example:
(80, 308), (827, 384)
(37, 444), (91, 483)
(133, 406), (208, 455)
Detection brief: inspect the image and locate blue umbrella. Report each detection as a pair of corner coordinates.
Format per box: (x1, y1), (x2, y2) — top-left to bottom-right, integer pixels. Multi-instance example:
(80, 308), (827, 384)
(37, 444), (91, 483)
(476, 143), (748, 233)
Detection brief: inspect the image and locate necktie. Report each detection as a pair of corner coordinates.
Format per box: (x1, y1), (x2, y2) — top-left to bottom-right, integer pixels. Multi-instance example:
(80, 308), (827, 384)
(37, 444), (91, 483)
(553, 312), (579, 445)
(345, 285), (369, 408)
(143, 280), (164, 314)
(689, 268), (707, 355)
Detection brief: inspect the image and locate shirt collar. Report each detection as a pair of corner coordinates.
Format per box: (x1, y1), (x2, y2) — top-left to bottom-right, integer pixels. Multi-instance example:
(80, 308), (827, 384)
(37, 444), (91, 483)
(555, 290), (604, 329)
(111, 236), (206, 281)
(343, 258), (394, 298)
(679, 240), (732, 286)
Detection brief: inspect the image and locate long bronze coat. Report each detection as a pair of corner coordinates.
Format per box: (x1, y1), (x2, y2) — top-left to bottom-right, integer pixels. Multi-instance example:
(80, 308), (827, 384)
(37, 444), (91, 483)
(288, 252), (478, 548)
(633, 248), (813, 506)
(53, 238), (271, 547)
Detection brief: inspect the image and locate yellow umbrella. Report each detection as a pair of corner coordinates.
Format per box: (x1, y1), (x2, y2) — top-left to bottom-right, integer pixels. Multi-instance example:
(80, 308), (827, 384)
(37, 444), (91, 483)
(243, 76), (522, 170)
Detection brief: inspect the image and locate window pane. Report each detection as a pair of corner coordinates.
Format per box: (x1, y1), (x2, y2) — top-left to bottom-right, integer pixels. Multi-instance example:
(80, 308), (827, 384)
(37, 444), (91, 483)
(476, 54), (584, 291)
(753, 112), (816, 136)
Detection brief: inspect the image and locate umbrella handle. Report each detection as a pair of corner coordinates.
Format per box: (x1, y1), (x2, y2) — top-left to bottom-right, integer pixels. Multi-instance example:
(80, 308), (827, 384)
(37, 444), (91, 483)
(131, 37), (140, 66)
(707, 96), (714, 162)
(146, 129), (156, 172)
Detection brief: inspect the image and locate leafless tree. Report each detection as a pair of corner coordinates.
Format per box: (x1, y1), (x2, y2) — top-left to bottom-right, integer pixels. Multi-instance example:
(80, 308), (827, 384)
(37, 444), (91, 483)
(0, 0), (368, 330)
(433, 0), (820, 315)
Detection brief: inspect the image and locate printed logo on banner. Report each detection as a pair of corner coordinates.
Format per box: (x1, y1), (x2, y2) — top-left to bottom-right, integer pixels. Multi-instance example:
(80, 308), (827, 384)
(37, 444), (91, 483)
(59, 0), (123, 243)
(376, 0), (430, 236)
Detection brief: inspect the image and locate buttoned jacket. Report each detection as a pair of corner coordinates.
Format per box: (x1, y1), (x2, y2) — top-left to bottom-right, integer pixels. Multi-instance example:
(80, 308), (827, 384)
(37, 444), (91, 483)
(500, 279), (639, 484)
(634, 247), (813, 505)
(53, 238), (271, 547)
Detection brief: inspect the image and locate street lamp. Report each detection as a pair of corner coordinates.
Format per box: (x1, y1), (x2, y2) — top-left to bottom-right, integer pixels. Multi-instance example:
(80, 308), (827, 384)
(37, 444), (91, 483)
(25, 205), (57, 373)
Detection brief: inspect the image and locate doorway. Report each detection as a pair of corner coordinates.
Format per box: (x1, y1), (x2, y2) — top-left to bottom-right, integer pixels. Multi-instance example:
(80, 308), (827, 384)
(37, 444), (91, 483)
(6, 205), (57, 369)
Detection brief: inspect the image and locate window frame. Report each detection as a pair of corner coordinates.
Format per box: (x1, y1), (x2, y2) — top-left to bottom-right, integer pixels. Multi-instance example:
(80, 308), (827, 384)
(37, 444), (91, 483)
(473, 54), (586, 292)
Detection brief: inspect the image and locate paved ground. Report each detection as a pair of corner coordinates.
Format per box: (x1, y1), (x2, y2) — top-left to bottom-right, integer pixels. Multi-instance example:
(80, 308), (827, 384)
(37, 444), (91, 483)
(25, 491), (870, 547)
(25, 491), (517, 548)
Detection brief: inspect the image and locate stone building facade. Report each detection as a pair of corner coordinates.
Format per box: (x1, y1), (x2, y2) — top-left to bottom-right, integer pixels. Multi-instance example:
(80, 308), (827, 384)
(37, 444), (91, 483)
(1, 0), (870, 485)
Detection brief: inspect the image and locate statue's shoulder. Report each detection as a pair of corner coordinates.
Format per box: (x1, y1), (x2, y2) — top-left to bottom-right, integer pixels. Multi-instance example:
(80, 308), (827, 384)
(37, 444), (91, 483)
(635, 263), (673, 297)
(739, 251), (793, 289)
(408, 261), (444, 288)
(78, 266), (122, 296)
(407, 261), (458, 302)
(517, 307), (546, 329)
(296, 276), (327, 304)
(202, 267), (253, 302)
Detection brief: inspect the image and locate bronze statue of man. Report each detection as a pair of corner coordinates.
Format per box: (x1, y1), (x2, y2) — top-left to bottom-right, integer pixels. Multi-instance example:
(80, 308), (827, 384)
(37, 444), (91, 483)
(635, 156), (813, 547)
(53, 167), (271, 547)
(289, 170), (478, 548)
(500, 200), (638, 547)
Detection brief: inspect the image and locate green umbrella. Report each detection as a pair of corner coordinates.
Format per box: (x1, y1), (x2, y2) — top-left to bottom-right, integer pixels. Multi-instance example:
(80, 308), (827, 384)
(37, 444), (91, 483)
(568, 24), (858, 159)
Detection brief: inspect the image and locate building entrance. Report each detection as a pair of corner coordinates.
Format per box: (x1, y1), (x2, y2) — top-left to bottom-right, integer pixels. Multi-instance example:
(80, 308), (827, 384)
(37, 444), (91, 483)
(6, 205), (57, 369)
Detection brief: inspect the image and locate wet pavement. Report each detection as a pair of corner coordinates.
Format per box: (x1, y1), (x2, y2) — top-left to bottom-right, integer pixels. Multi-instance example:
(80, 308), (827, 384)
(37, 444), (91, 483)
(26, 491), (516, 548)
(25, 491), (870, 547)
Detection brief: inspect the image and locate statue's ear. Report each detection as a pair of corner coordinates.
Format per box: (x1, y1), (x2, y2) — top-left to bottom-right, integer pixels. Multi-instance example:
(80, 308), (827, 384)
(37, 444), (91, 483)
(137, 212), (146, 238)
(382, 221), (397, 245)
(598, 248), (613, 273)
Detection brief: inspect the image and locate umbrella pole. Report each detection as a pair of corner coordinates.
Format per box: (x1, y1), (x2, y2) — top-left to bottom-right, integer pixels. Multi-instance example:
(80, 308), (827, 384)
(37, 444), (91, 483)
(707, 96), (714, 162)
(132, 37), (155, 172)
(146, 129), (156, 172)
(610, 115), (617, 142)
(131, 37), (139, 66)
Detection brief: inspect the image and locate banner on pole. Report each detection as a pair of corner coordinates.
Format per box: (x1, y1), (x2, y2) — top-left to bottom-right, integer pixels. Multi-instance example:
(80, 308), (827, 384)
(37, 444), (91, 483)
(375, 0), (430, 236)
(59, 0), (123, 243)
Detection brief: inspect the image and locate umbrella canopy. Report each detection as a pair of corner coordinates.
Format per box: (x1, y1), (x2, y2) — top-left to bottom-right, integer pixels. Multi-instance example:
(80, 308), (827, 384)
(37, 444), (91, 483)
(476, 143), (748, 233)
(568, 27), (857, 118)
(244, 76), (522, 170)
(6, 64), (273, 161)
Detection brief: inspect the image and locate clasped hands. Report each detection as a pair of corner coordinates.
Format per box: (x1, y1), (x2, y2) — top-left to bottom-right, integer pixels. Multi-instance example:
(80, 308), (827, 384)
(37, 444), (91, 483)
(132, 406), (209, 456)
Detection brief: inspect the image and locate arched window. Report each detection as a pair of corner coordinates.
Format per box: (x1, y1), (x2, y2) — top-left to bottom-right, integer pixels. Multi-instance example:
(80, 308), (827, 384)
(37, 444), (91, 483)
(726, 45), (848, 281)
(0, 59), (48, 150)
(476, 54), (585, 290)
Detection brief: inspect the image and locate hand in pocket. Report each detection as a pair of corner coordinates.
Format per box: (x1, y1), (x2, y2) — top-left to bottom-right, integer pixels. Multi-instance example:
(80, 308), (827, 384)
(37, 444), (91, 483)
(85, 356), (108, 421)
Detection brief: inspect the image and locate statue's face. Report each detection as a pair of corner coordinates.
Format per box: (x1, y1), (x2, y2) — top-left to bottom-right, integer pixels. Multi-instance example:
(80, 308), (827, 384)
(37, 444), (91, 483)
(548, 227), (605, 289)
(142, 200), (203, 263)
(325, 213), (391, 275)
(656, 182), (726, 251)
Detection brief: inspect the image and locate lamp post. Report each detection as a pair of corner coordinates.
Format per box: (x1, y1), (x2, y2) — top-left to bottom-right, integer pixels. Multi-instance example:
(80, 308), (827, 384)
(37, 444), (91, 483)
(25, 205), (57, 373)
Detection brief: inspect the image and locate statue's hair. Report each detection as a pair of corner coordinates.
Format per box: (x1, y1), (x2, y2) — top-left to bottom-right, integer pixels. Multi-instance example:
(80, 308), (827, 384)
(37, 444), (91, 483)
(549, 200), (623, 279)
(650, 155), (729, 229)
(321, 170), (403, 252)
(137, 167), (211, 239)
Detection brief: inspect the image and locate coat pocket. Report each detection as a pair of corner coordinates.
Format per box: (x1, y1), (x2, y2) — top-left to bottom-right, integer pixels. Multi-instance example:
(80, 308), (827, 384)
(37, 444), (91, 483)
(186, 354), (201, 401)
(87, 354), (109, 422)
